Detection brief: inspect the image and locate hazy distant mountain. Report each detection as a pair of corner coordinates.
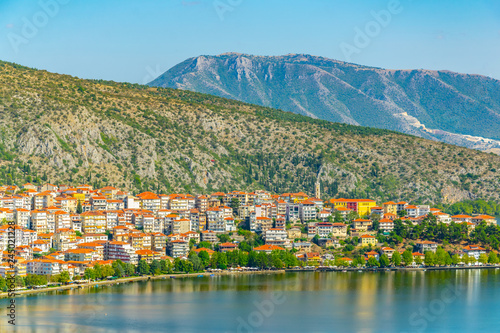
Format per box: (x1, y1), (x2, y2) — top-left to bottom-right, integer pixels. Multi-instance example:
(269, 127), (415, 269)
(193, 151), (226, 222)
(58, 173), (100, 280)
(149, 53), (500, 152)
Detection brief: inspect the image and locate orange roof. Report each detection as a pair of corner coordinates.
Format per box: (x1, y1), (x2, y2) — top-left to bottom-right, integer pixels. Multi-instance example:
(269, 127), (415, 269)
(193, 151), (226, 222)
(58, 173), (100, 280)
(135, 249), (159, 255)
(253, 244), (284, 251)
(66, 248), (94, 254)
(473, 215), (494, 219)
(464, 245), (486, 251)
(194, 247), (215, 254)
(219, 242), (237, 247)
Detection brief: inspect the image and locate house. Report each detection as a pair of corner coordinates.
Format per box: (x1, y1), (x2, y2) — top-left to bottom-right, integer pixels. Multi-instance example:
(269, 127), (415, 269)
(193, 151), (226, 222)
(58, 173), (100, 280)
(353, 219), (372, 232)
(378, 218), (394, 233)
(201, 230), (218, 244)
(359, 235), (377, 246)
(382, 201), (397, 215)
(292, 242), (312, 252)
(451, 215), (472, 224)
(219, 242), (238, 252)
(193, 247), (215, 256)
(287, 227), (302, 240)
(105, 241), (138, 264)
(381, 247), (395, 259)
(168, 240), (189, 258)
(328, 198), (377, 217)
(370, 206), (383, 216)
(365, 251), (379, 260)
(317, 238), (340, 248)
(253, 244), (285, 253)
(64, 248), (95, 262)
(135, 249), (162, 263)
(415, 240), (438, 253)
(412, 252), (425, 264)
(331, 223), (348, 239)
(463, 245), (487, 260)
(265, 228), (288, 245)
(433, 212), (452, 224)
(471, 215), (496, 226)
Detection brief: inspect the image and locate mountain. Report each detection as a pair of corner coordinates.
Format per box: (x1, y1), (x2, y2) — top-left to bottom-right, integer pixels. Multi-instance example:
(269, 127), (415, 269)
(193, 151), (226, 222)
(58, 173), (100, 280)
(149, 53), (500, 153)
(1, 60), (500, 204)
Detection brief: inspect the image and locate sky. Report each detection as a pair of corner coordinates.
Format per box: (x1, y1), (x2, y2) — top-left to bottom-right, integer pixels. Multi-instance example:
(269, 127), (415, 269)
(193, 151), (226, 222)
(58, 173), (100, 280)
(0, 0), (499, 83)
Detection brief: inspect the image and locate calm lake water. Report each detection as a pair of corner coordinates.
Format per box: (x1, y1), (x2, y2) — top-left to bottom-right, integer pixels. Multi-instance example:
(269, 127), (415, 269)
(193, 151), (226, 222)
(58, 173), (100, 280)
(1, 270), (500, 333)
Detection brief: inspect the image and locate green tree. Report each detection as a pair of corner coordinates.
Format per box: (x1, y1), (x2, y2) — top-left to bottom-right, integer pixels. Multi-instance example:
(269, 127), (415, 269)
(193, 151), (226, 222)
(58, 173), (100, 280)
(112, 261), (125, 277)
(136, 260), (149, 275)
(367, 256), (380, 267)
(59, 271), (70, 283)
(198, 250), (210, 268)
(414, 255), (423, 266)
(188, 252), (204, 271)
(76, 201), (83, 214)
(391, 251), (401, 266)
(435, 248), (448, 266)
(217, 252), (228, 270)
(479, 253), (489, 265)
(93, 263), (103, 279)
(272, 256), (284, 269)
(150, 260), (161, 275)
(125, 263), (135, 276)
(83, 268), (95, 280)
(424, 251), (436, 266)
(488, 251), (499, 264)
(0, 276), (6, 292)
(379, 254), (390, 267)
(402, 250), (413, 267)
(197, 241), (212, 250)
(217, 234), (231, 243)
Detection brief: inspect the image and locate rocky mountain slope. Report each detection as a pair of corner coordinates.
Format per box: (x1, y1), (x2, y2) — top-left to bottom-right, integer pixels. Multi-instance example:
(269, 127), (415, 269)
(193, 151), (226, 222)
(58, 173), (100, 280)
(149, 53), (500, 152)
(1, 60), (500, 204)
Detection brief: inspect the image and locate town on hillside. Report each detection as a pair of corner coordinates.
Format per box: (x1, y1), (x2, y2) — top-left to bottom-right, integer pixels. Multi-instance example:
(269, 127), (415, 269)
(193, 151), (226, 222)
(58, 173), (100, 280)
(0, 182), (499, 288)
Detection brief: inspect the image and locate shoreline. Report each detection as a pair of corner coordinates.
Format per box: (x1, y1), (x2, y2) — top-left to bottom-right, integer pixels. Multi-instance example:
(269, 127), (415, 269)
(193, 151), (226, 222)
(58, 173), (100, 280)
(294, 264), (500, 272)
(0, 270), (285, 299)
(2, 264), (499, 299)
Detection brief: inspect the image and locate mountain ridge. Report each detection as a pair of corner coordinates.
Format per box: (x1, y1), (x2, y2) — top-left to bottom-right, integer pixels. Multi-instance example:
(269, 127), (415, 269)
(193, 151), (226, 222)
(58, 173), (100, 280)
(149, 53), (500, 152)
(1, 60), (500, 205)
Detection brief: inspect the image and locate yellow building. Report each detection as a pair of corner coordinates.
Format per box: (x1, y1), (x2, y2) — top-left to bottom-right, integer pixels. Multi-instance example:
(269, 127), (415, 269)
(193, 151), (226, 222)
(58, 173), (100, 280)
(328, 198), (377, 217)
(72, 193), (86, 204)
(383, 201), (397, 214)
(359, 234), (377, 246)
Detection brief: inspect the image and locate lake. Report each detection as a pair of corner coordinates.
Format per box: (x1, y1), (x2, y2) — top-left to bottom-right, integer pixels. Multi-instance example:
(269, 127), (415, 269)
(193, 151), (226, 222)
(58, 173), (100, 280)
(1, 269), (500, 332)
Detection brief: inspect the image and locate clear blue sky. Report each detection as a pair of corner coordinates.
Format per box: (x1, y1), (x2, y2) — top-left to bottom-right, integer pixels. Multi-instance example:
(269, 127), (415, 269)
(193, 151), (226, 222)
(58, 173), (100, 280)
(1, 0), (499, 83)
